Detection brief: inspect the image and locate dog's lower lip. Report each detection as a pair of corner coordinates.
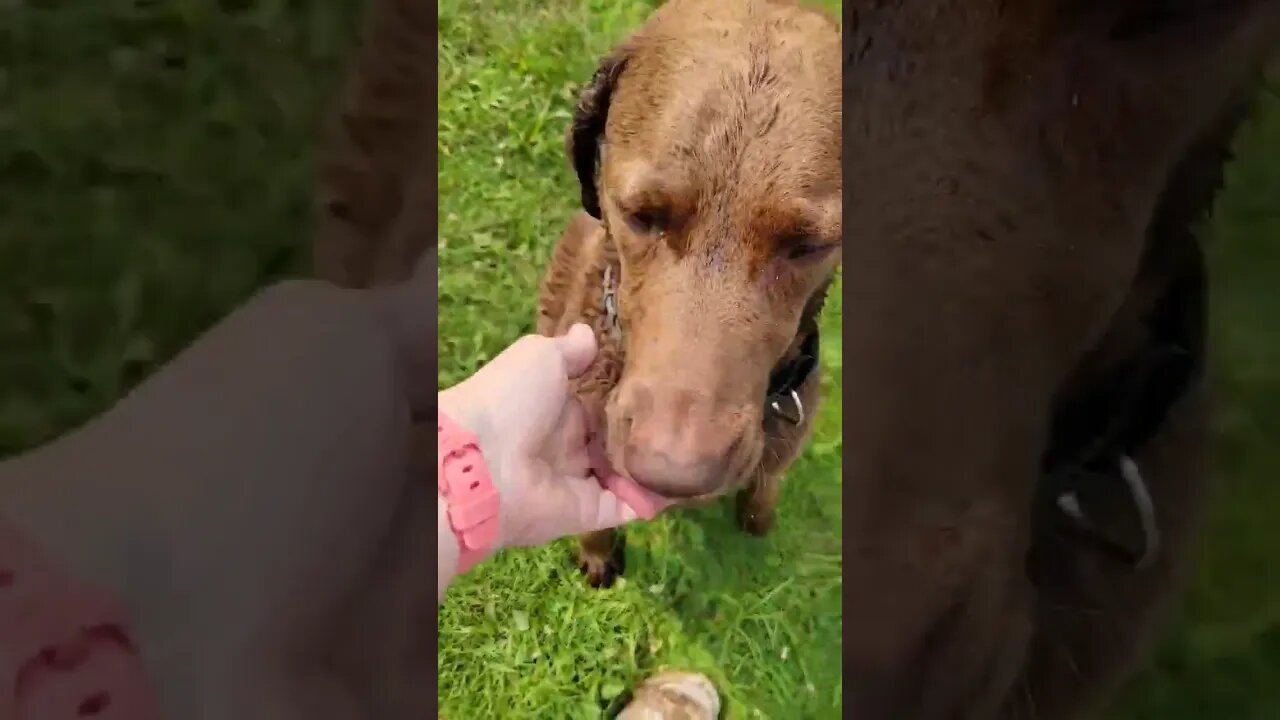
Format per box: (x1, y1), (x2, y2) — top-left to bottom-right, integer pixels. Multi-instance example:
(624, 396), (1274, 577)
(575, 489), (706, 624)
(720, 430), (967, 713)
(628, 472), (719, 501)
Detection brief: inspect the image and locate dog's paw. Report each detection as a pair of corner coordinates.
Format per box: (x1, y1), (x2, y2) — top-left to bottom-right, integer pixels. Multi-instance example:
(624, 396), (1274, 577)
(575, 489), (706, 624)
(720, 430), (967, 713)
(576, 542), (626, 589)
(736, 492), (775, 537)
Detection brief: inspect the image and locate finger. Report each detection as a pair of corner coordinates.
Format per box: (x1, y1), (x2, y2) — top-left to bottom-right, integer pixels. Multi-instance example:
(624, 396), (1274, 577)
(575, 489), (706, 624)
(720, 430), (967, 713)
(602, 491), (641, 527)
(580, 415), (673, 520)
(586, 423), (614, 480)
(556, 474), (642, 533)
(505, 470), (640, 548)
(533, 396), (590, 477)
(554, 323), (598, 378)
(556, 399), (591, 479)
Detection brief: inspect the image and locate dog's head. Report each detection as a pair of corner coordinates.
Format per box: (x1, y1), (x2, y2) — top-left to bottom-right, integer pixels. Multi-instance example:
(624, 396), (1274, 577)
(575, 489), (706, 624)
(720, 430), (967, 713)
(567, 0), (842, 499)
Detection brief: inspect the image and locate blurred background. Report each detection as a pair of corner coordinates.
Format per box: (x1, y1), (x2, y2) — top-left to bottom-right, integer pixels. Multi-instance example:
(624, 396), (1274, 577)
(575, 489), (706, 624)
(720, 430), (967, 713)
(2, 1), (1278, 718)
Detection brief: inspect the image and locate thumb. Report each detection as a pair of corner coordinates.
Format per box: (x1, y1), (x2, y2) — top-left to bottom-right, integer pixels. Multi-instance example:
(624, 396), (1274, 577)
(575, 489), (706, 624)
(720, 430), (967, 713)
(555, 323), (598, 379)
(583, 482), (642, 531)
(507, 473), (640, 547)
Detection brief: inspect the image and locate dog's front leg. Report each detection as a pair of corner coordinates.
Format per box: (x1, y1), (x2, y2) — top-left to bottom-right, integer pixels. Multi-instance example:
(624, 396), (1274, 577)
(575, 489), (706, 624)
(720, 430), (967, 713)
(576, 528), (625, 588)
(738, 472), (781, 537)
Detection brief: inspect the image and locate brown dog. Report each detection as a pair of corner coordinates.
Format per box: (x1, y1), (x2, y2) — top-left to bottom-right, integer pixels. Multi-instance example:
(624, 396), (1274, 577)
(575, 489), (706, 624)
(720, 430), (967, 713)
(535, 0), (843, 587)
(839, 1), (1278, 718)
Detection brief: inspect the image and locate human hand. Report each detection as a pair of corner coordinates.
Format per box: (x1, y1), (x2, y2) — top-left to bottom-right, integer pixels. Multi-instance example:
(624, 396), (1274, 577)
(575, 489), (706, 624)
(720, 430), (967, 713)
(0, 259), (451, 718)
(438, 324), (673, 551)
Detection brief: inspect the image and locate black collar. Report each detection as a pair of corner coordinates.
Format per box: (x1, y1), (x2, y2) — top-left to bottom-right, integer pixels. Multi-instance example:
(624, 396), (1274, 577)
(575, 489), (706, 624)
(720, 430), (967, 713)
(1037, 255), (1205, 569)
(765, 327), (820, 426)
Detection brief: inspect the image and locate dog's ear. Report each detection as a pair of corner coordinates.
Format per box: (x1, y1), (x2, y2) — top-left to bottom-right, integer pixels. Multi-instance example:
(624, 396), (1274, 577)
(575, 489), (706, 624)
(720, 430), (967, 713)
(567, 52), (629, 220)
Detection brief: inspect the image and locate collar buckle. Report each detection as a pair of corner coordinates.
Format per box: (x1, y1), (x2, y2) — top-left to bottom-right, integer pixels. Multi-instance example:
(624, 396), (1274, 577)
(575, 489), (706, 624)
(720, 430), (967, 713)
(1053, 454), (1160, 570)
(765, 330), (819, 426)
(768, 388), (806, 426)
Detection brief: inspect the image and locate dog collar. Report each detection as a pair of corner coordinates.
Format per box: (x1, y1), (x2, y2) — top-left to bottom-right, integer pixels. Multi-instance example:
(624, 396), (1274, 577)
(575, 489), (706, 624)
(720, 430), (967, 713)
(601, 264), (621, 342)
(1038, 254), (1205, 570)
(765, 327), (819, 426)
(599, 262), (820, 427)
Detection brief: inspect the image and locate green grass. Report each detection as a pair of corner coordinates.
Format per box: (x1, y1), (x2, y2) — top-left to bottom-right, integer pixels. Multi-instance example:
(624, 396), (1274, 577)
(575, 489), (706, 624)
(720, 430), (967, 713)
(437, 1), (844, 718)
(0, 0), (365, 455)
(2, 1), (1278, 718)
(1108, 73), (1280, 719)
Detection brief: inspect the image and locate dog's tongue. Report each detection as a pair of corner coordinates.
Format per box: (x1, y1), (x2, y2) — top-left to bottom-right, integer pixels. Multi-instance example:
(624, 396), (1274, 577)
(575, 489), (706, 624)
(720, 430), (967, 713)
(603, 474), (674, 521)
(586, 430), (673, 521)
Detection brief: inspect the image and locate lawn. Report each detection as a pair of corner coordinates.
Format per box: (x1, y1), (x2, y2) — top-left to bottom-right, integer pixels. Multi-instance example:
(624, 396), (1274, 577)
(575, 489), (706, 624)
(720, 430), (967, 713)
(1109, 70), (1280, 719)
(1, 1), (1277, 718)
(437, 1), (845, 718)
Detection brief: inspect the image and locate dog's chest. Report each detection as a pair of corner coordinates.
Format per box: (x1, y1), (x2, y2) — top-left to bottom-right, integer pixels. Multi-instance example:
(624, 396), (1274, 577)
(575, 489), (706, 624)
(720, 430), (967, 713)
(571, 271), (624, 413)
(536, 220), (626, 414)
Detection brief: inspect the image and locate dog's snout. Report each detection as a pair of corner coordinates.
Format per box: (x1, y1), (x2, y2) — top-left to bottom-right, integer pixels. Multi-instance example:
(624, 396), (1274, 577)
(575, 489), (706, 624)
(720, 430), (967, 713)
(615, 382), (743, 497)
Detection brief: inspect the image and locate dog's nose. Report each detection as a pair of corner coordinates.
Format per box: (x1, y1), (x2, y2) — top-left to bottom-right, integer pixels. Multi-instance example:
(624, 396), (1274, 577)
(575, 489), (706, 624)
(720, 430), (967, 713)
(625, 446), (727, 499)
(615, 383), (740, 498)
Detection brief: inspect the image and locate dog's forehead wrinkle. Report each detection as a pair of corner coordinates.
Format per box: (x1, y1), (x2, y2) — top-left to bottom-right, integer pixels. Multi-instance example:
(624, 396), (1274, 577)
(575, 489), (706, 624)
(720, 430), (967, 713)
(628, 37), (835, 164)
(701, 243), (729, 274)
(686, 71), (795, 146)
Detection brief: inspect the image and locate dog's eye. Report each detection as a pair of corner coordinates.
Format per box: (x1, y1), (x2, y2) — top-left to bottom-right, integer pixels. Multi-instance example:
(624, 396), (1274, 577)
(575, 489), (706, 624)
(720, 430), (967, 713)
(785, 240), (834, 262)
(625, 208), (667, 236)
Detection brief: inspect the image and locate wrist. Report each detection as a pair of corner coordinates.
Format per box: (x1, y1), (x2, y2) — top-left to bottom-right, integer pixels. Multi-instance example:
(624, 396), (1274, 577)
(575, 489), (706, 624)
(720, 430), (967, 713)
(438, 494), (460, 592)
(437, 386), (488, 447)
(438, 387), (511, 548)
(436, 407), (501, 576)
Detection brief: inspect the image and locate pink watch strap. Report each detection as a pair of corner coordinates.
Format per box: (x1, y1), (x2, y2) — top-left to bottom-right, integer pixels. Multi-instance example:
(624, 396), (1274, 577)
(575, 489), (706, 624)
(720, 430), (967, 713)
(0, 520), (161, 720)
(437, 411), (500, 575)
